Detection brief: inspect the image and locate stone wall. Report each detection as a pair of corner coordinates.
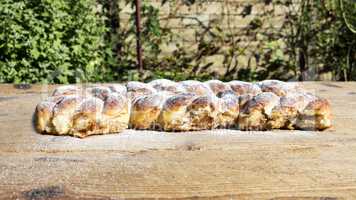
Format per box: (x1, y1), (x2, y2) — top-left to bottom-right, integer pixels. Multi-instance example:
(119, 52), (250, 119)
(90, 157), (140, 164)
(118, 0), (297, 78)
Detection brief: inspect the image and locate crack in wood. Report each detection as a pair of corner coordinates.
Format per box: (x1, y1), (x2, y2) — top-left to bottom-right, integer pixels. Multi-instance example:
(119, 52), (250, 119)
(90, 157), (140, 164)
(14, 84), (32, 90)
(23, 185), (64, 200)
(34, 156), (84, 163)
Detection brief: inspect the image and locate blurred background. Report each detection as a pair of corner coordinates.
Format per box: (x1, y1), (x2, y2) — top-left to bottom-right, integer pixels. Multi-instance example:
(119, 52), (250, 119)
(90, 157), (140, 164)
(0, 0), (355, 84)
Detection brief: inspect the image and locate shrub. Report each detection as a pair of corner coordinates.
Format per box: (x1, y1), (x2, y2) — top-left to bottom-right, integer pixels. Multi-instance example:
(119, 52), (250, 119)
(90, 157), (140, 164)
(0, 0), (113, 83)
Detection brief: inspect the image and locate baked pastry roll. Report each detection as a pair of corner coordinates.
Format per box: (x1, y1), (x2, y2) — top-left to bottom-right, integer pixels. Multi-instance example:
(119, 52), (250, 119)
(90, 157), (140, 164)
(238, 92), (280, 130)
(178, 80), (214, 96)
(228, 81), (261, 96)
(186, 95), (219, 130)
(107, 84), (127, 97)
(238, 94), (254, 109)
(35, 80), (332, 136)
(257, 80), (301, 97)
(204, 80), (231, 95)
(96, 93), (130, 136)
(158, 93), (219, 131)
(52, 85), (81, 96)
(86, 86), (111, 100)
(216, 91), (240, 128)
(51, 95), (85, 135)
(267, 93), (306, 130)
(296, 96), (332, 130)
(158, 93), (196, 131)
(129, 92), (170, 130)
(126, 81), (157, 102)
(35, 96), (66, 134)
(35, 85), (130, 138)
(227, 81), (261, 110)
(149, 79), (185, 94)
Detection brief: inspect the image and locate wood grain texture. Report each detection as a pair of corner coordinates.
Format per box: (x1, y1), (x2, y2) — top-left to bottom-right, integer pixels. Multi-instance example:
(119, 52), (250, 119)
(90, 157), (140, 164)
(0, 82), (356, 200)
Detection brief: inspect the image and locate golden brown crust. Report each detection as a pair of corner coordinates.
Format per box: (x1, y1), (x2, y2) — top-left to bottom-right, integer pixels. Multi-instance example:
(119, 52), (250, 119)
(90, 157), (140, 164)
(51, 95), (83, 135)
(266, 92), (316, 129)
(246, 92), (280, 114)
(35, 85), (129, 138)
(35, 80), (332, 137)
(216, 91), (240, 128)
(268, 106), (298, 130)
(303, 98), (331, 116)
(204, 80), (231, 95)
(162, 93), (196, 112)
(103, 93), (128, 116)
(85, 86), (108, 101)
(178, 80), (213, 96)
(158, 94), (219, 131)
(228, 81), (261, 96)
(71, 97), (104, 137)
(158, 93), (196, 131)
(35, 96), (64, 134)
(126, 81), (157, 102)
(130, 93), (169, 130)
(296, 115), (332, 130)
(238, 94), (255, 111)
(238, 92), (280, 130)
(187, 96), (219, 130)
(52, 85), (81, 96)
(149, 79), (185, 94)
(257, 80), (302, 97)
(296, 97), (332, 130)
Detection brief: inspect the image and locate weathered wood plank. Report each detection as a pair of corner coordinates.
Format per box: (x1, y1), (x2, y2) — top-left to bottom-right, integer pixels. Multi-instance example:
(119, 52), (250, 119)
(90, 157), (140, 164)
(0, 82), (356, 199)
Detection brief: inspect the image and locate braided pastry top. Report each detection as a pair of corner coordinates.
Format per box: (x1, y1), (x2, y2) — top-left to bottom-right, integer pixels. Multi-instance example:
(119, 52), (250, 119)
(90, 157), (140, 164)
(35, 84), (129, 138)
(34, 79), (332, 137)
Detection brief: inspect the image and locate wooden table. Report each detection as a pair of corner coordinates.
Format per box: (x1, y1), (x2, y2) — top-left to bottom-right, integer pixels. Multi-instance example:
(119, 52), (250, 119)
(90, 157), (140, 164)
(0, 82), (356, 200)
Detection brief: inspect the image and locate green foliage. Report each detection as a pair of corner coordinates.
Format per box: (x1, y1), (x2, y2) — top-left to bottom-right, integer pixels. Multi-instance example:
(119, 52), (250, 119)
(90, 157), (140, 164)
(280, 0), (356, 80)
(0, 0), (113, 83)
(0, 0), (355, 83)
